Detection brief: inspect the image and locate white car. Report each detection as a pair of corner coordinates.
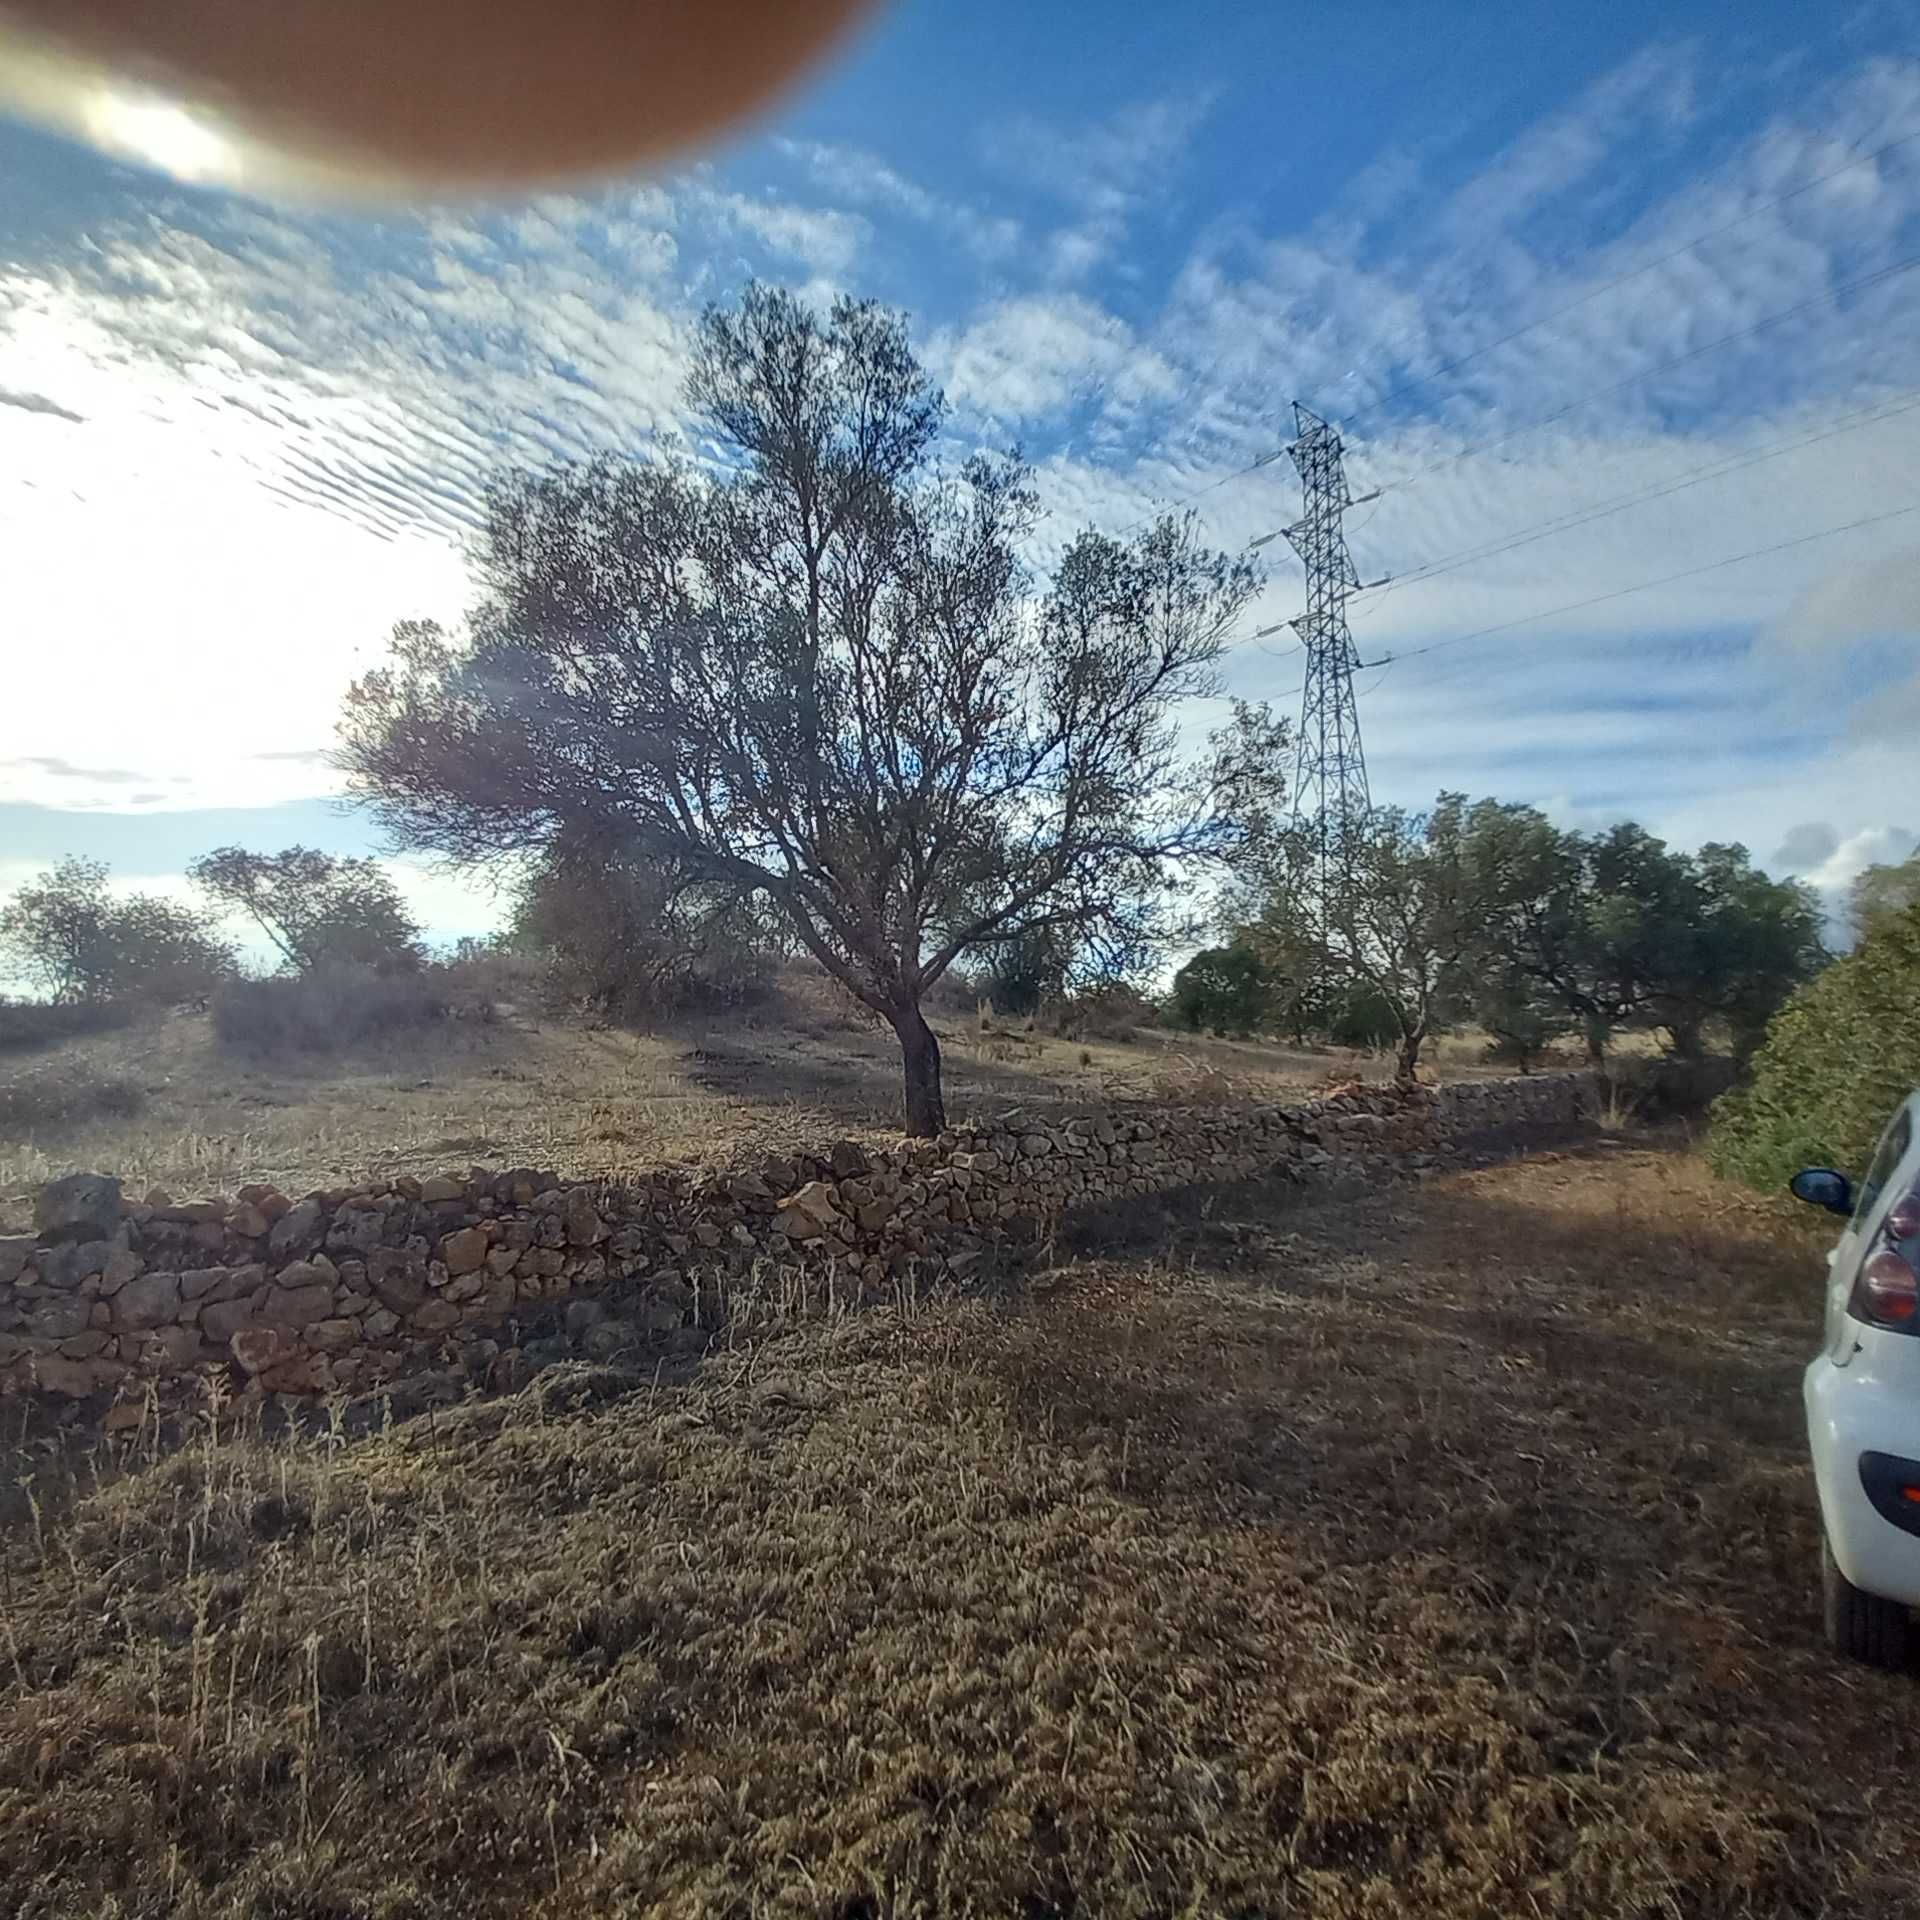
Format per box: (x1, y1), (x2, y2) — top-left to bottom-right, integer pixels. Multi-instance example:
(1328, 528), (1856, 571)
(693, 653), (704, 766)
(1795, 1091), (1920, 1666)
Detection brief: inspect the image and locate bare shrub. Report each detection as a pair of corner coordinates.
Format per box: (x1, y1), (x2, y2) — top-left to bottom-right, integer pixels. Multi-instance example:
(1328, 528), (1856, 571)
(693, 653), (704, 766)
(920, 968), (984, 1020)
(506, 833), (777, 1028)
(1147, 1055), (1249, 1104)
(435, 942), (544, 1019)
(213, 962), (447, 1054)
(1047, 982), (1157, 1043)
(769, 960), (883, 1035)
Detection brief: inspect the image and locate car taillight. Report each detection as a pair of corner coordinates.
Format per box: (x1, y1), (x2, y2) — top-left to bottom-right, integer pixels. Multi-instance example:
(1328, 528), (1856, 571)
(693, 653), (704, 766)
(1855, 1247), (1920, 1327)
(1888, 1191), (1920, 1242)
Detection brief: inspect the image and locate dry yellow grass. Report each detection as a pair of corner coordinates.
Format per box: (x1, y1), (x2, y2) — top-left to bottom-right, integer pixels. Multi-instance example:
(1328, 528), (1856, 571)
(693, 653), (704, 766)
(2, 1138), (1908, 1917)
(0, 997), (1528, 1218)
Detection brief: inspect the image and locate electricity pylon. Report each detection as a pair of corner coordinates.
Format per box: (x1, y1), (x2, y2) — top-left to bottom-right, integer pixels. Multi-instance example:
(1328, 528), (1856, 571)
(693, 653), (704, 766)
(1285, 402), (1374, 885)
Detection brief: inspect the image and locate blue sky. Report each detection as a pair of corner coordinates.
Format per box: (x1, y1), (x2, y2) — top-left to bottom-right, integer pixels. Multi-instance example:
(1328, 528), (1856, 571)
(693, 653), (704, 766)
(4, 0), (1920, 950)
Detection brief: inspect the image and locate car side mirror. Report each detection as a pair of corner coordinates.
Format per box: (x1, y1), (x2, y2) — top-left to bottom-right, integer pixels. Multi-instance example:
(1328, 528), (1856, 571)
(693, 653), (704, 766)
(1790, 1167), (1854, 1216)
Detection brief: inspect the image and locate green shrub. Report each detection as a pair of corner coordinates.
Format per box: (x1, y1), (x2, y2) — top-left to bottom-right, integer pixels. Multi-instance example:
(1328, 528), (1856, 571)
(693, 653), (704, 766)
(1171, 946), (1273, 1034)
(1708, 902), (1920, 1190)
(213, 962), (447, 1054)
(1328, 986), (1402, 1050)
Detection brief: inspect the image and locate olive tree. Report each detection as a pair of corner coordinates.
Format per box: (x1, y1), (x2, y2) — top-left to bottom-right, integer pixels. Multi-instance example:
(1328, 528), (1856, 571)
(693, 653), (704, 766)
(1248, 798), (1481, 1081)
(340, 285), (1264, 1133)
(189, 845), (423, 973)
(0, 857), (233, 1004)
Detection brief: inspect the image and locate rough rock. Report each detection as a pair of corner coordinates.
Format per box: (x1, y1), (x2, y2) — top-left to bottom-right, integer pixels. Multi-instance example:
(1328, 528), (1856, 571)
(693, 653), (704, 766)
(229, 1326), (293, 1375)
(475, 1271), (516, 1317)
(268, 1198), (326, 1259)
(110, 1271), (182, 1332)
(6, 1074), (1593, 1411)
(256, 1282), (335, 1329)
(439, 1227), (490, 1276)
(563, 1188), (606, 1248)
(372, 1266), (428, 1314)
(27, 1296), (91, 1340)
(139, 1325), (205, 1370)
(829, 1140), (873, 1179)
(582, 1321), (638, 1362)
(638, 1275), (694, 1332)
(776, 1181), (842, 1241)
(201, 1297), (259, 1343)
(101, 1246), (144, 1292)
(37, 1239), (113, 1288)
(34, 1173), (123, 1242)
(33, 1354), (102, 1397)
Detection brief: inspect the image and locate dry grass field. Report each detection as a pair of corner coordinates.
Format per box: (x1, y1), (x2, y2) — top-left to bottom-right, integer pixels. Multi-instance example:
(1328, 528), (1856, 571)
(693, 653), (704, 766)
(5, 1134), (1911, 1919)
(0, 985), (1537, 1218)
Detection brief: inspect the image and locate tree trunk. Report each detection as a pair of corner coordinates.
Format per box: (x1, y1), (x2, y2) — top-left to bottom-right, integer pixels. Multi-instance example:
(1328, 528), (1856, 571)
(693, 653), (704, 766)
(1395, 1021), (1425, 1085)
(1583, 1016), (1610, 1072)
(1665, 1017), (1703, 1061)
(889, 1000), (946, 1137)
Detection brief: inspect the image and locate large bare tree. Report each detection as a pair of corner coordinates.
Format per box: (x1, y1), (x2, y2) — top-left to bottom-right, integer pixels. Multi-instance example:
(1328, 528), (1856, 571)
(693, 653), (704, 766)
(340, 284), (1264, 1133)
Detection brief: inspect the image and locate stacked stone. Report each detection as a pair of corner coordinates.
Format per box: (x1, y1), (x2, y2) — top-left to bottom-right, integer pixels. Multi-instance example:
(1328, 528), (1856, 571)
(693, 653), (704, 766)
(0, 1071), (1591, 1408)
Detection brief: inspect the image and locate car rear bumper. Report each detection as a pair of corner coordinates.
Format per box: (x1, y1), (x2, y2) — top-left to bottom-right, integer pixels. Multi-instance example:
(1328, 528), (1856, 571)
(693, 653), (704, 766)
(1806, 1353), (1920, 1605)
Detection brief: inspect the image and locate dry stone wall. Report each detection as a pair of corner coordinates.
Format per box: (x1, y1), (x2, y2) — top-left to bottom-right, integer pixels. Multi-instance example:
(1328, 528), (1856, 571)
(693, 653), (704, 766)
(1, 1072), (1590, 1412)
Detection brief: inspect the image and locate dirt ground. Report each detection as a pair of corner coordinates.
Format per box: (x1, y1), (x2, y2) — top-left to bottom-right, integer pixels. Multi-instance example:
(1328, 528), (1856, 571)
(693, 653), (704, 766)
(5, 1134), (1911, 1919)
(0, 991), (1535, 1216)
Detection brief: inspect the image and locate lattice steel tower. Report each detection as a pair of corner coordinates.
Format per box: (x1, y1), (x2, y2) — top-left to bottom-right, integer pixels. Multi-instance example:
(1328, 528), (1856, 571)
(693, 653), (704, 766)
(1284, 402), (1371, 876)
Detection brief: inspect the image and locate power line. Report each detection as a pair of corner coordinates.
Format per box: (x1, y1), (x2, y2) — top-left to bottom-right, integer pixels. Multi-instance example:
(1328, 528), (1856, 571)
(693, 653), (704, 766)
(1098, 98), (1920, 554)
(1108, 441), (1288, 540)
(1231, 390), (1920, 659)
(1370, 385), (1920, 602)
(1375, 245), (1920, 493)
(1244, 497), (1920, 703)
(1319, 120), (1920, 432)
(1316, 497), (1920, 687)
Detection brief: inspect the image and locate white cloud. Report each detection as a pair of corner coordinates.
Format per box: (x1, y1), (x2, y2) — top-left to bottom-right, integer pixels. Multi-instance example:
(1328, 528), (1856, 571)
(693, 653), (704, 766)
(6, 37), (1920, 892)
(775, 138), (938, 220)
(1802, 824), (1920, 923)
(980, 92), (1214, 280)
(1769, 543), (1920, 652)
(693, 189), (870, 277)
(1433, 43), (1700, 247)
(773, 138), (1023, 263)
(933, 294), (1178, 425)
